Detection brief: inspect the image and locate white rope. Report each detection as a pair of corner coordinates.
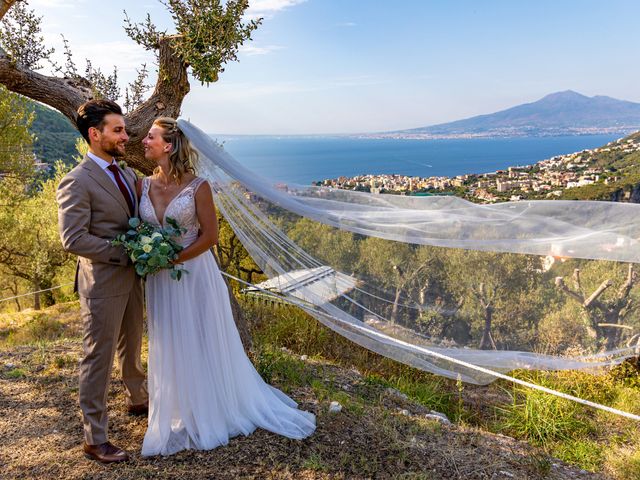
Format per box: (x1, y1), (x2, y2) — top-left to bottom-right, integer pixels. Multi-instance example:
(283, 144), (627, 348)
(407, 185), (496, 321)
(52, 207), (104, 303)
(221, 270), (640, 422)
(0, 282), (74, 303)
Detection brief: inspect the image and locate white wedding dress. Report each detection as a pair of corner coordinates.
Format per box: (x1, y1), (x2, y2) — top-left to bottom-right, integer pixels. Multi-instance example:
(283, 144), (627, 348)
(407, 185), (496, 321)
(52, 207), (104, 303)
(139, 176), (316, 456)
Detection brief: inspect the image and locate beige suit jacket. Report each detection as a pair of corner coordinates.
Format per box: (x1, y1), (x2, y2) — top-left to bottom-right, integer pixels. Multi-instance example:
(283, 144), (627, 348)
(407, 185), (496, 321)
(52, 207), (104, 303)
(57, 155), (139, 298)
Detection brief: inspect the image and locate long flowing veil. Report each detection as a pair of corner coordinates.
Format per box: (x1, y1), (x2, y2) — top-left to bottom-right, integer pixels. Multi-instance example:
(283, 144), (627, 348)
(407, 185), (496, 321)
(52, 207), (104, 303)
(179, 119), (640, 418)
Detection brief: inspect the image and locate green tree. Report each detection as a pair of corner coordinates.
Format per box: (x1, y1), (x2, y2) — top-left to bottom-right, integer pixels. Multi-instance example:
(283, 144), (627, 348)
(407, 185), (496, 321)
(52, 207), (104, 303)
(0, 163), (73, 309)
(215, 213), (263, 287)
(287, 218), (359, 274)
(442, 250), (545, 350)
(555, 261), (639, 350)
(356, 238), (442, 324)
(0, 84), (34, 178)
(0, 272), (26, 312)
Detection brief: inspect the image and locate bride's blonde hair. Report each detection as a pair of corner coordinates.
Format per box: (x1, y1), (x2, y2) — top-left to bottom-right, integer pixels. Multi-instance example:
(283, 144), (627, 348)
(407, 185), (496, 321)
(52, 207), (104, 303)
(152, 117), (197, 183)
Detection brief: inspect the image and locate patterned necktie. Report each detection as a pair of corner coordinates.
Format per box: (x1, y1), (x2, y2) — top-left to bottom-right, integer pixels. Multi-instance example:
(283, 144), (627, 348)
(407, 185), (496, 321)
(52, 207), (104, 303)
(107, 164), (135, 215)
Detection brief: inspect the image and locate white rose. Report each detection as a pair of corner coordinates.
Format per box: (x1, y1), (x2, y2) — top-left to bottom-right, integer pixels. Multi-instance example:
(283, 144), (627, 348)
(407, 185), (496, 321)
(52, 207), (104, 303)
(142, 244), (153, 253)
(151, 232), (163, 241)
(140, 235), (152, 245)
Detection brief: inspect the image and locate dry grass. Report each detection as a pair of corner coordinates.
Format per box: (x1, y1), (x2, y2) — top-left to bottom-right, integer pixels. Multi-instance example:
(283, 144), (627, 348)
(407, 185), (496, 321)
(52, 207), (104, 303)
(0, 302), (82, 347)
(0, 302), (613, 479)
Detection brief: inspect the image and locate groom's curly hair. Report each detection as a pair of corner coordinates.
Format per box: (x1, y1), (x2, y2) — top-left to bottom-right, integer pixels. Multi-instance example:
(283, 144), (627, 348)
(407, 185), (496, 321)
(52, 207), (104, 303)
(76, 99), (124, 143)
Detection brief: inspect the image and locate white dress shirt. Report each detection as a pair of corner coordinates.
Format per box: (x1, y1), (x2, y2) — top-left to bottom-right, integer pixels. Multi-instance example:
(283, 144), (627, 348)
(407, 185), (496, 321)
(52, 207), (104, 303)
(87, 151), (134, 201)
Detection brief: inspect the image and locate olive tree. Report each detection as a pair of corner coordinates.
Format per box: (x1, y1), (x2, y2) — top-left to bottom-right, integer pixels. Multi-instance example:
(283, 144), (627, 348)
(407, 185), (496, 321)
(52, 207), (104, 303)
(0, 1), (261, 343)
(0, 0), (261, 174)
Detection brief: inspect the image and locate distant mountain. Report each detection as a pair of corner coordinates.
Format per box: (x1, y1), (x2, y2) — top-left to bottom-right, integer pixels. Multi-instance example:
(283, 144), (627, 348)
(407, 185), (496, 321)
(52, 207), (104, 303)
(398, 91), (640, 138)
(29, 101), (80, 165)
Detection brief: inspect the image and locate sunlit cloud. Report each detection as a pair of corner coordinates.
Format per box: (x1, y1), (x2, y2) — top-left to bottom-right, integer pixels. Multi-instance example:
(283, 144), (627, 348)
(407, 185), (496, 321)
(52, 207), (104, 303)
(42, 38), (153, 80)
(29, 0), (81, 8)
(246, 0), (306, 19)
(336, 22), (357, 28)
(239, 44), (284, 56)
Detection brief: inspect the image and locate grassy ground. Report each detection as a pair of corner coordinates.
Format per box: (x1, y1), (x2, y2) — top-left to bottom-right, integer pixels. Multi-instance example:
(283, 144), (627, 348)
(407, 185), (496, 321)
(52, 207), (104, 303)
(0, 300), (637, 479)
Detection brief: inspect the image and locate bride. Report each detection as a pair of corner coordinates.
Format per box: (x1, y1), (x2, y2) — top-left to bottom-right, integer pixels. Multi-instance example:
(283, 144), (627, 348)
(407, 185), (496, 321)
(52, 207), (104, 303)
(137, 117), (316, 456)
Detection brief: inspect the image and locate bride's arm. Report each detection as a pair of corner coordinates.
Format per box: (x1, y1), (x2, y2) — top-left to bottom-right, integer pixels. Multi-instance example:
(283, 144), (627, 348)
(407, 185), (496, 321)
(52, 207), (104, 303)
(173, 181), (219, 263)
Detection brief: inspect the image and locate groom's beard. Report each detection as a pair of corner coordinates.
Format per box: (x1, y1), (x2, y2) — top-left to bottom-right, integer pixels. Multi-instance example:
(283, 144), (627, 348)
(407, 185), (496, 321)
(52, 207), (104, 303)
(102, 141), (127, 158)
(106, 147), (126, 158)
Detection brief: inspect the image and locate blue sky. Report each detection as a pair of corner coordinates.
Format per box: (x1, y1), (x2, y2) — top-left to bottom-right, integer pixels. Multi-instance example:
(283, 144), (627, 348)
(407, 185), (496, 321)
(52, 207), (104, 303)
(28, 0), (640, 134)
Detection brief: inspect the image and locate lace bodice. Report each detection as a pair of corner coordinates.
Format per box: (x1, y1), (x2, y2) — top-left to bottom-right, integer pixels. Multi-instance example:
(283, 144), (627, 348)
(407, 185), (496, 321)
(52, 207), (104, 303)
(139, 176), (207, 247)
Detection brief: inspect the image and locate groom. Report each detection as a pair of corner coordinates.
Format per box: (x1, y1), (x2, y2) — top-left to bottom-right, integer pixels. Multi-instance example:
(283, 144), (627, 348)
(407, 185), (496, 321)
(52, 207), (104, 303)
(57, 99), (148, 463)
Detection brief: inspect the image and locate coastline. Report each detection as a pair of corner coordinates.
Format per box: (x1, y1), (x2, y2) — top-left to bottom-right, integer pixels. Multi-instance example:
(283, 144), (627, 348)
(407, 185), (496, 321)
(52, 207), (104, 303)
(315, 133), (640, 203)
(218, 134), (619, 186)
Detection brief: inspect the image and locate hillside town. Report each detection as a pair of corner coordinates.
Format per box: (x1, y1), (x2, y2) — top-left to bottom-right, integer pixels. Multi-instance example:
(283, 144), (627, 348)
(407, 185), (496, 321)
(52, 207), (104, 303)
(314, 135), (640, 202)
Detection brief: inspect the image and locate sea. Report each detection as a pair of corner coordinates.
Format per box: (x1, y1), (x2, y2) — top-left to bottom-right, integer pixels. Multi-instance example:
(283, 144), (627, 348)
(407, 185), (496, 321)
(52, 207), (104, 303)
(214, 134), (620, 185)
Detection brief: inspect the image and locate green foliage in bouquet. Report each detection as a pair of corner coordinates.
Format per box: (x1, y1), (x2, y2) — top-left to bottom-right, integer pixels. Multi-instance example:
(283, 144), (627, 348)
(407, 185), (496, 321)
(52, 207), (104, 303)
(112, 217), (188, 280)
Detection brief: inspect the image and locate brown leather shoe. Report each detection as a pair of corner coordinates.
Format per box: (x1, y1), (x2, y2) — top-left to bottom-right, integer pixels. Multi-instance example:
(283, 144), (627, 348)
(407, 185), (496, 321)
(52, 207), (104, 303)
(127, 401), (149, 416)
(83, 442), (129, 463)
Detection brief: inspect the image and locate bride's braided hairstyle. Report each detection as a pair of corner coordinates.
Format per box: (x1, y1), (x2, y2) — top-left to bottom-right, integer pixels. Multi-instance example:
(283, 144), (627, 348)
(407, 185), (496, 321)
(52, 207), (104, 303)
(153, 117), (197, 183)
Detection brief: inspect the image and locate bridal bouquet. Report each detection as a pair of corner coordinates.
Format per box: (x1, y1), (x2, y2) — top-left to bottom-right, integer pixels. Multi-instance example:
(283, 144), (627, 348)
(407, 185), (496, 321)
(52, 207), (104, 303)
(112, 217), (188, 280)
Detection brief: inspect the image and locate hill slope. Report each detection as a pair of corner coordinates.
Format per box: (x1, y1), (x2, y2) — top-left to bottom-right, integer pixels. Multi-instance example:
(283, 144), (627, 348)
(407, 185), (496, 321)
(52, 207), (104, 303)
(0, 302), (613, 480)
(29, 101), (80, 165)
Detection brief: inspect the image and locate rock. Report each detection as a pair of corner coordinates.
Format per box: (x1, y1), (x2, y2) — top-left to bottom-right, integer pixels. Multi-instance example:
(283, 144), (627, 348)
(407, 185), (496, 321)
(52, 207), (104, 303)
(499, 471), (515, 478)
(399, 409), (410, 416)
(425, 411), (451, 425)
(342, 384), (352, 391)
(429, 410), (451, 421)
(300, 355), (308, 361)
(329, 401), (342, 413)
(385, 387), (408, 401)
(5, 363), (15, 370)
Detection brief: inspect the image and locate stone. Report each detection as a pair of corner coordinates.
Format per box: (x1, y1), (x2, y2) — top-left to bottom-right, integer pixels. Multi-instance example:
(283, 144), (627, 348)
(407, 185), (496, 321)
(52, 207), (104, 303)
(329, 401), (342, 413)
(429, 410), (451, 422)
(385, 387), (408, 401)
(425, 412), (451, 425)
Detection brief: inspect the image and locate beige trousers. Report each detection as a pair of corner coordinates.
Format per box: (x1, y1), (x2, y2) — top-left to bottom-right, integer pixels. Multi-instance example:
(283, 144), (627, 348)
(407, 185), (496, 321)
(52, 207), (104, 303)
(78, 283), (147, 445)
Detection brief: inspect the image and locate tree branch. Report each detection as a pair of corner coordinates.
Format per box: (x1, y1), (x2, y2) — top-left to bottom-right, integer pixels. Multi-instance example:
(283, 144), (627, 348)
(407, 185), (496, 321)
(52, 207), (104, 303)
(572, 268), (582, 293)
(555, 276), (585, 304)
(584, 279), (612, 308)
(0, 36), (191, 175)
(0, 0), (19, 22)
(125, 36), (190, 174)
(617, 264), (635, 299)
(0, 49), (92, 122)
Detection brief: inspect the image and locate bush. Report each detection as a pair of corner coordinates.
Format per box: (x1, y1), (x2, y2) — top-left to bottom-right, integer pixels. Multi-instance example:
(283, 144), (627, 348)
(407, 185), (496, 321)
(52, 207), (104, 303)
(253, 345), (311, 392)
(537, 304), (593, 355)
(6, 314), (65, 345)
